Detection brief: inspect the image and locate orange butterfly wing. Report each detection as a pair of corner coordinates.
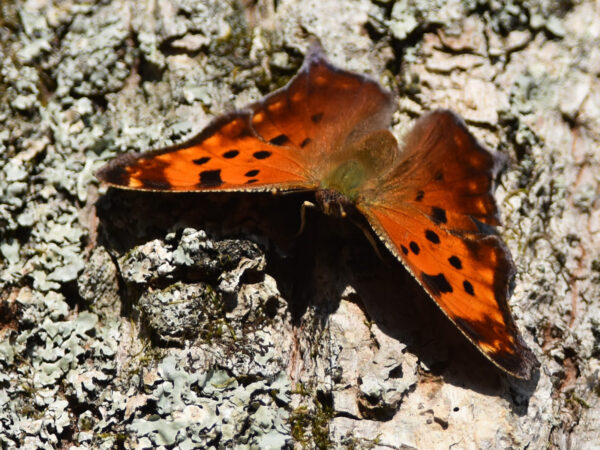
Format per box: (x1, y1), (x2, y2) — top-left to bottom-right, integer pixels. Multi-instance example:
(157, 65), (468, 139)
(358, 110), (538, 379)
(97, 43), (393, 193)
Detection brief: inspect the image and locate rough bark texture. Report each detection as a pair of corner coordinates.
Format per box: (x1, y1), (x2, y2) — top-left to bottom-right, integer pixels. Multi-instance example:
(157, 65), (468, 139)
(1, 0), (599, 448)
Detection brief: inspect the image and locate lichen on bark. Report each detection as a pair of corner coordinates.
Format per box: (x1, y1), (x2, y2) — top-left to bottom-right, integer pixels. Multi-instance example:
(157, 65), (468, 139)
(0, 0), (599, 448)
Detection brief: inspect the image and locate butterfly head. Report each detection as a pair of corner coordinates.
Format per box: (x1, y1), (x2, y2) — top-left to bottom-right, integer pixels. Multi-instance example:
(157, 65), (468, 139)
(314, 188), (355, 218)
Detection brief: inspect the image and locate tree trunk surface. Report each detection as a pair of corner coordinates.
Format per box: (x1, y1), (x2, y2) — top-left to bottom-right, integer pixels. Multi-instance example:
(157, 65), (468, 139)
(1, 0), (598, 448)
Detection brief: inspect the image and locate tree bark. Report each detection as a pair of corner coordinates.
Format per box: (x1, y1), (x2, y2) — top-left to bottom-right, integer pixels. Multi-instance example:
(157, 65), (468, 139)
(0, 0), (598, 448)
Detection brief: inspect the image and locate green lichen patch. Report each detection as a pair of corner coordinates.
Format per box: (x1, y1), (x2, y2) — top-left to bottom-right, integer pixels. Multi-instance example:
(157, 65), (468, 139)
(290, 397), (334, 449)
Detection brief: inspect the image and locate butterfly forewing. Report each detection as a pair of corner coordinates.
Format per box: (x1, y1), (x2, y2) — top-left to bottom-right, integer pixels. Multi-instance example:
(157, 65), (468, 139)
(97, 110), (315, 192)
(97, 42), (394, 193)
(359, 110), (538, 379)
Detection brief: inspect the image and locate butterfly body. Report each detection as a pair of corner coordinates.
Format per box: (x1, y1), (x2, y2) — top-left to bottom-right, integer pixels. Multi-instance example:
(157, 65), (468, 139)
(314, 188), (355, 218)
(97, 42), (539, 379)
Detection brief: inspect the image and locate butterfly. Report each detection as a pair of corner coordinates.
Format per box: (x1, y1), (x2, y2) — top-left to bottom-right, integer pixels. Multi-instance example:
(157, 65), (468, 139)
(97, 41), (539, 379)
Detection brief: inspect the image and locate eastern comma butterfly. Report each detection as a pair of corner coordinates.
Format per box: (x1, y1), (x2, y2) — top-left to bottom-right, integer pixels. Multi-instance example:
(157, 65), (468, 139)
(97, 42), (539, 379)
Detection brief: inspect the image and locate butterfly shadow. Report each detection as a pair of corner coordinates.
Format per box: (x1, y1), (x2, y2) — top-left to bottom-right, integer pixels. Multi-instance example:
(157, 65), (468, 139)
(94, 187), (316, 314)
(95, 188), (539, 410)
(284, 207), (539, 411)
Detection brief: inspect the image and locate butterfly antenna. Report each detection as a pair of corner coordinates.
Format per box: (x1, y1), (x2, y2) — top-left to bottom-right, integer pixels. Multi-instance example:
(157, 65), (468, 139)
(348, 214), (385, 262)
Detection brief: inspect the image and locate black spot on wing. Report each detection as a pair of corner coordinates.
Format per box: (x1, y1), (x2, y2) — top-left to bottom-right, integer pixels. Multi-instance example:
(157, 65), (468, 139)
(198, 169), (223, 187)
(431, 207), (447, 224)
(311, 113), (323, 123)
(421, 272), (453, 296)
(253, 151), (271, 160)
(463, 280), (475, 296)
(415, 190), (424, 201)
(245, 169), (259, 177)
(269, 134), (289, 146)
(193, 156), (211, 165)
(300, 138), (311, 148)
(409, 241), (420, 255)
(425, 230), (440, 244)
(222, 150), (239, 159)
(435, 171), (444, 181)
(246, 179), (258, 184)
(449, 256), (462, 269)
(401, 245), (408, 255)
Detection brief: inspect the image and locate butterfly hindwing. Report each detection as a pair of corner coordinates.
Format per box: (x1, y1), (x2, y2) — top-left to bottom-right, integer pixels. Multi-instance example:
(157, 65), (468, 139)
(359, 110), (538, 379)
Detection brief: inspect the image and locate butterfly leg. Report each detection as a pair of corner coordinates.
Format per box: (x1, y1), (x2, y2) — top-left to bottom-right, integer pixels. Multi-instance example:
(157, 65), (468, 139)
(295, 200), (319, 237)
(349, 215), (385, 262)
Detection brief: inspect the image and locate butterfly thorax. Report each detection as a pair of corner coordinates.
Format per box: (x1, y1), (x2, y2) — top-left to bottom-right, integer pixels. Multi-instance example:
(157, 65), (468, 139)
(320, 159), (366, 203)
(318, 129), (400, 214)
